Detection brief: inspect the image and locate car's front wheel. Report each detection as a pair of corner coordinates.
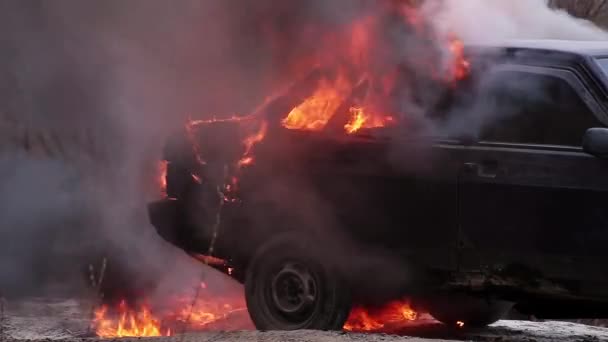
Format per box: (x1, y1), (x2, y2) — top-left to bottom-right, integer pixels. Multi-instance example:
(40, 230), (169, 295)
(244, 234), (351, 330)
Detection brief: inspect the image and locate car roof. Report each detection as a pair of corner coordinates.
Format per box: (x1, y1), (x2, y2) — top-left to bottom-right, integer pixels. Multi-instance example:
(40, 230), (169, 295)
(467, 39), (608, 57)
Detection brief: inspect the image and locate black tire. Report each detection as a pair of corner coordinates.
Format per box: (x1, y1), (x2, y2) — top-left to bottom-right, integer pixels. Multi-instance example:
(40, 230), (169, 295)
(245, 234), (351, 330)
(426, 295), (514, 328)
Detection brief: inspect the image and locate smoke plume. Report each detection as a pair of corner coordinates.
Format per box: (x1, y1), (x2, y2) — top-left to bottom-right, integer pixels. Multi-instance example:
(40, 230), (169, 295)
(0, 0), (606, 307)
(420, 0), (608, 140)
(428, 0), (608, 42)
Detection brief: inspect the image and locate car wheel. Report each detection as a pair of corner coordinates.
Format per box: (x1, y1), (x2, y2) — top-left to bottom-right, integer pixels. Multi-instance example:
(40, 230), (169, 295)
(426, 295), (514, 328)
(245, 233), (351, 330)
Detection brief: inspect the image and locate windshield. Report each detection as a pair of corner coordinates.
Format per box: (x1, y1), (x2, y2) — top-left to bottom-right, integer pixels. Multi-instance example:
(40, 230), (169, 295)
(599, 58), (608, 76)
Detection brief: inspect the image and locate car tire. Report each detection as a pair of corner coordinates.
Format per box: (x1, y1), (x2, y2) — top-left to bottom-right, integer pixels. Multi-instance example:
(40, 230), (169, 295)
(426, 295), (514, 328)
(244, 233), (351, 330)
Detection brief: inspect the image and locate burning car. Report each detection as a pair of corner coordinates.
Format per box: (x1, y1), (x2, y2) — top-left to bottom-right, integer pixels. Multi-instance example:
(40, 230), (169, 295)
(148, 38), (608, 331)
(130, 0), (607, 324)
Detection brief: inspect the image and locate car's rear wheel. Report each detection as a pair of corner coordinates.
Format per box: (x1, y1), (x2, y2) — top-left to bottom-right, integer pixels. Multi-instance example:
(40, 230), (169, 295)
(426, 295), (514, 328)
(245, 234), (351, 330)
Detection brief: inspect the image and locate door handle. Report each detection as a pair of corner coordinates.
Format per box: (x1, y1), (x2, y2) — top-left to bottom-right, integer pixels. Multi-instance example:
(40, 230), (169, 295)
(463, 162), (498, 179)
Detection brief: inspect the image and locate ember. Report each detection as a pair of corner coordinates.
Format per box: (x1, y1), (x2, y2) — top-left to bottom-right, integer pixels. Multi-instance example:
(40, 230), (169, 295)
(166, 282), (249, 331)
(172, 300), (247, 329)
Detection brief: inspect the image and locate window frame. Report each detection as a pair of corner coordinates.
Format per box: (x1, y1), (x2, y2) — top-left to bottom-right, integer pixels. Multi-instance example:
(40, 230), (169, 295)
(597, 58), (608, 78)
(472, 64), (607, 147)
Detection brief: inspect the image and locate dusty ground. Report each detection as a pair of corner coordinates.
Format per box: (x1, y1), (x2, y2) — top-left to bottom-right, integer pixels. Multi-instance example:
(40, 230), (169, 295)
(2, 297), (608, 342)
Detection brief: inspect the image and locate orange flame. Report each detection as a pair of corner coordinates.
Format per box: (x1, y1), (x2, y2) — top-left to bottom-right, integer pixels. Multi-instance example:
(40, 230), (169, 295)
(190, 254), (229, 266)
(343, 300), (418, 332)
(343, 308), (384, 331)
(94, 301), (170, 338)
(344, 107), (394, 134)
(159, 160), (168, 198)
(187, 115), (250, 130)
(345, 107), (367, 134)
(449, 35), (470, 83)
(282, 73), (352, 132)
(238, 120), (268, 168)
(278, 4), (469, 135)
(184, 114), (257, 169)
(168, 282), (248, 330)
(147, 2), (470, 335)
(94, 283), (249, 338)
(174, 301), (246, 329)
(281, 74), (396, 135)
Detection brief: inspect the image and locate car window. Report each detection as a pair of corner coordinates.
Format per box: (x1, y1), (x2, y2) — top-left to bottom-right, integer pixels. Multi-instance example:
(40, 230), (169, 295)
(479, 71), (603, 146)
(598, 58), (608, 77)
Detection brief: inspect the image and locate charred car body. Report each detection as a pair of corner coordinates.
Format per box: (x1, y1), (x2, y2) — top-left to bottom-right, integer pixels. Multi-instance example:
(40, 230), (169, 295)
(149, 40), (608, 330)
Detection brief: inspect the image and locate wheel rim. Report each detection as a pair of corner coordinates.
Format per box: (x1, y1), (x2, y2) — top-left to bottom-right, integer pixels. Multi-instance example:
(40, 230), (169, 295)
(267, 261), (319, 325)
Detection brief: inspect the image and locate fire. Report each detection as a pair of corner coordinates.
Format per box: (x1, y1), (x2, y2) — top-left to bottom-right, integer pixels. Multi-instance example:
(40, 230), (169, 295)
(157, 1), (471, 195)
(94, 301), (170, 338)
(93, 282), (249, 338)
(343, 308), (384, 331)
(184, 114), (258, 168)
(282, 73), (352, 131)
(275, 2), (469, 135)
(448, 35), (470, 83)
(186, 115), (250, 130)
(238, 120), (268, 168)
(159, 160), (168, 198)
(191, 254), (229, 266)
(345, 107), (393, 134)
(344, 107), (367, 134)
(146, 2), (472, 335)
(183, 115), (266, 170)
(173, 300), (246, 329)
(279, 71), (397, 135)
(343, 300), (418, 332)
(169, 282), (248, 330)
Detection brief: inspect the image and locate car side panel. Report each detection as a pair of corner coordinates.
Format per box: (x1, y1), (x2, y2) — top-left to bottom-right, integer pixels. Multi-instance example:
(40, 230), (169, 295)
(302, 136), (462, 271)
(458, 143), (608, 297)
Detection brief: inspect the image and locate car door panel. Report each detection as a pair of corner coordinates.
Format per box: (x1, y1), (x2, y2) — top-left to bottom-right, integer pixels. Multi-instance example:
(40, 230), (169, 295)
(295, 134), (462, 270)
(459, 143), (608, 296)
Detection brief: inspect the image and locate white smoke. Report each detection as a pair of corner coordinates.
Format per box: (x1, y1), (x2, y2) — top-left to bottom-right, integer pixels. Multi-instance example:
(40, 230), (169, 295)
(428, 0), (608, 43)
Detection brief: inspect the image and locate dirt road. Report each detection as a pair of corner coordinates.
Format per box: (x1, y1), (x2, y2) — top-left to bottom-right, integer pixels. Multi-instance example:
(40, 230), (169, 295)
(2, 297), (608, 342)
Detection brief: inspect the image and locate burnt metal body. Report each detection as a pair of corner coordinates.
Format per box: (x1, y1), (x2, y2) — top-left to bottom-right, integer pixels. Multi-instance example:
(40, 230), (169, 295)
(149, 40), (608, 319)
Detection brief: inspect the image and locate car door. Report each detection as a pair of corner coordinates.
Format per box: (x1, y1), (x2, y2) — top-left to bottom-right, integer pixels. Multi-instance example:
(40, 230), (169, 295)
(458, 68), (608, 296)
(288, 130), (461, 271)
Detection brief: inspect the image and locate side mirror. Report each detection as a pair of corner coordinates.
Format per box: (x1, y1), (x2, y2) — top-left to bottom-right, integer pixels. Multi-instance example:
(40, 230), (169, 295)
(583, 128), (608, 159)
